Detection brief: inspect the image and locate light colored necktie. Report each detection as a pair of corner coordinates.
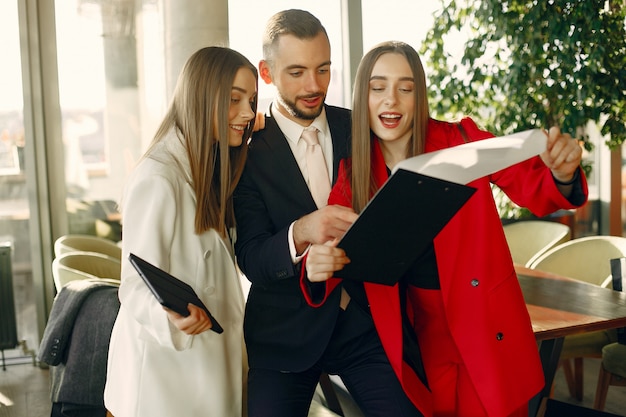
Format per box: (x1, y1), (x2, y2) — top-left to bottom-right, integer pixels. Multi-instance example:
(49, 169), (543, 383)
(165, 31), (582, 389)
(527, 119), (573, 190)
(301, 127), (331, 208)
(301, 127), (350, 309)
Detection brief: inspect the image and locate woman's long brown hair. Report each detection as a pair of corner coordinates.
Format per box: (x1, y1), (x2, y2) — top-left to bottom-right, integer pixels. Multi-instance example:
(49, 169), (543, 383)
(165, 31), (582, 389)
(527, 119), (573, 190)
(148, 46), (258, 235)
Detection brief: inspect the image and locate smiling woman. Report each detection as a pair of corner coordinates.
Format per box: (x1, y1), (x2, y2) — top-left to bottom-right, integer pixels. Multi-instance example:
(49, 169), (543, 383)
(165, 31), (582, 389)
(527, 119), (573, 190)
(103, 46), (258, 417)
(302, 40), (587, 417)
(367, 52), (417, 169)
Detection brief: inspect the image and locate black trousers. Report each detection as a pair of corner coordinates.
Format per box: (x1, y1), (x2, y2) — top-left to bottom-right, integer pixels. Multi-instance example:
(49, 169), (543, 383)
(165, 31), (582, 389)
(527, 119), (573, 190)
(51, 402), (106, 417)
(247, 300), (423, 417)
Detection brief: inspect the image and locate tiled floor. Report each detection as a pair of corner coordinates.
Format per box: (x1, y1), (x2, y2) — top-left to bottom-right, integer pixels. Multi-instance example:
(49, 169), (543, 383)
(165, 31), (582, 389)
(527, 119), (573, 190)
(1, 267), (51, 417)
(0, 355), (51, 417)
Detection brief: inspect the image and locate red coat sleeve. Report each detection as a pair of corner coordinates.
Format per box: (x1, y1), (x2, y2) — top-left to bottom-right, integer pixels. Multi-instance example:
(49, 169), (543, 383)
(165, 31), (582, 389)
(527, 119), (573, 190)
(457, 117), (588, 215)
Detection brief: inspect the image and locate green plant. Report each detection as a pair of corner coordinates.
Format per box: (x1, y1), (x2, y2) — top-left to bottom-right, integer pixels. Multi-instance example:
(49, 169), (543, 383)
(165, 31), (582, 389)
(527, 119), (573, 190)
(492, 185), (533, 220)
(420, 0), (626, 153)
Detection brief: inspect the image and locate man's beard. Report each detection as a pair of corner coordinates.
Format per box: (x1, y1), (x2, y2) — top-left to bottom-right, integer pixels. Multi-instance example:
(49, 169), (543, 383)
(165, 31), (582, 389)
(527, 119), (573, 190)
(276, 93), (325, 121)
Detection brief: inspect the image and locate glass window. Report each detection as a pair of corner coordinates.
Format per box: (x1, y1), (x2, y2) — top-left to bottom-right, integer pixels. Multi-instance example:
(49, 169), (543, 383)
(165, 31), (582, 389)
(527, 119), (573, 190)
(361, 0), (438, 52)
(0, 0), (36, 356)
(228, 0), (345, 111)
(54, 0), (158, 241)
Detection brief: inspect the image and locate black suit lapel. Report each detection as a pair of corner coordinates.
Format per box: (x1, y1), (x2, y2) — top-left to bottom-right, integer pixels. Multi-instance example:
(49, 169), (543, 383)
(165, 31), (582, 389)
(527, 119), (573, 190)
(326, 106), (351, 183)
(252, 116), (317, 210)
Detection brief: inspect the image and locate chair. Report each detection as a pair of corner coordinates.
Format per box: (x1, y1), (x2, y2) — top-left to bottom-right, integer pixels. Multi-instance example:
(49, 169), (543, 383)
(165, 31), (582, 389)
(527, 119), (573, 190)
(502, 220), (571, 267)
(594, 257), (626, 411)
(594, 343), (626, 411)
(528, 236), (626, 401)
(52, 251), (121, 291)
(55, 234), (122, 260)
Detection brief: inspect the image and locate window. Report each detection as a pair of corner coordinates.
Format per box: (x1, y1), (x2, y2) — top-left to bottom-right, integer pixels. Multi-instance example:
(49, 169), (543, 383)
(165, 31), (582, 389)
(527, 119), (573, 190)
(0, 0), (35, 355)
(228, 0), (346, 111)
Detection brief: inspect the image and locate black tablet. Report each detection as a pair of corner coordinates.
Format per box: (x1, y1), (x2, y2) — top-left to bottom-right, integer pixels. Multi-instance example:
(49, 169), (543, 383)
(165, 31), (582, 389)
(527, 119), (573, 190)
(128, 253), (223, 334)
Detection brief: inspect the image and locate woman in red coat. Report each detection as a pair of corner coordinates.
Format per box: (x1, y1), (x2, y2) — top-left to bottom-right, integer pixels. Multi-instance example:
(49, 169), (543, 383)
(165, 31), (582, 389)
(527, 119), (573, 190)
(301, 41), (588, 417)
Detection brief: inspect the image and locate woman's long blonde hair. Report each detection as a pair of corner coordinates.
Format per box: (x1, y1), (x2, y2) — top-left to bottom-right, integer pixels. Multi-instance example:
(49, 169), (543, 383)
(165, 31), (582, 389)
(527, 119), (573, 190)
(350, 41), (429, 213)
(148, 46), (258, 235)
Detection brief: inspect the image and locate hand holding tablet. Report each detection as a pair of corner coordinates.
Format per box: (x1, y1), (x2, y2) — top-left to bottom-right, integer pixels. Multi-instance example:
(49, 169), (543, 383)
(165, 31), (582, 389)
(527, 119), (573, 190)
(128, 253), (223, 334)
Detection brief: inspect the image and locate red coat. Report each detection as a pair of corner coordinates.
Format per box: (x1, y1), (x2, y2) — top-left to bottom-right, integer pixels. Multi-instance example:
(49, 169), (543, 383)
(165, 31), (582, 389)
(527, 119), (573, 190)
(301, 118), (588, 417)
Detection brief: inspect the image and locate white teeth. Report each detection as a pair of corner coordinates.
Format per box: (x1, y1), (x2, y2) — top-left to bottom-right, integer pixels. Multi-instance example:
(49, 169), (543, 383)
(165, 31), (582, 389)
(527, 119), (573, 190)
(230, 125), (244, 131)
(380, 114), (400, 119)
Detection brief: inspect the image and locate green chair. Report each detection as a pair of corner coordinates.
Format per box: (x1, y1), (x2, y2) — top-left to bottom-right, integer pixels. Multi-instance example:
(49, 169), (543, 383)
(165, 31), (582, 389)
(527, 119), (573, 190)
(528, 236), (626, 401)
(594, 343), (626, 410)
(593, 257), (626, 411)
(502, 220), (571, 267)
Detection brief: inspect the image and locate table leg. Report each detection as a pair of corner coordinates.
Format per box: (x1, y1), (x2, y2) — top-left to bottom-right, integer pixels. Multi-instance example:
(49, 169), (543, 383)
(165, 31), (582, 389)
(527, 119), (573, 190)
(529, 337), (564, 417)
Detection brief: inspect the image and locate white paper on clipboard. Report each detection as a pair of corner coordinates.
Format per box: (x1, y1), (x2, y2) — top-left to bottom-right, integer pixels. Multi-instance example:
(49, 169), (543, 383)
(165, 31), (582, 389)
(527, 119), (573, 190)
(393, 129), (546, 185)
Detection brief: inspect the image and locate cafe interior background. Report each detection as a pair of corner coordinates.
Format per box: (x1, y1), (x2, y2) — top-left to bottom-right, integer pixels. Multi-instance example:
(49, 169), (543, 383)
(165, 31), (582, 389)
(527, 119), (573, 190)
(0, 0), (623, 379)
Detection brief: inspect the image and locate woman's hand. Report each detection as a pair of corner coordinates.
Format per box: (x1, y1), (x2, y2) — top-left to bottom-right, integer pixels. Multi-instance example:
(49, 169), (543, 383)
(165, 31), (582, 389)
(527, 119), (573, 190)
(165, 303), (213, 335)
(252, 111), (265, 131)
(540, 126), (583, 183)
(306, 239), (350, 282)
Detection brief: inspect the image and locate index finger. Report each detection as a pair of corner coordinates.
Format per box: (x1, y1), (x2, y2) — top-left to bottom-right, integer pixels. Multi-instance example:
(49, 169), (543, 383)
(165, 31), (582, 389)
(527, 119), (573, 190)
(545, 126), (562, 150)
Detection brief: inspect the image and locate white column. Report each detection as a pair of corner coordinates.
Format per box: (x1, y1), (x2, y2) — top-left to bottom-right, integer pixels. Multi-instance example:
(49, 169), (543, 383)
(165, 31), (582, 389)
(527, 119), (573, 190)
(163, 0), (229, 101)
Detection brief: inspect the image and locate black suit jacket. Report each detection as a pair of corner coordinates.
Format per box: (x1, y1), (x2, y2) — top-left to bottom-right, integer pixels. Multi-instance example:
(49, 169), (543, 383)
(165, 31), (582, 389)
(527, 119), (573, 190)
(234, 105), (351, 372)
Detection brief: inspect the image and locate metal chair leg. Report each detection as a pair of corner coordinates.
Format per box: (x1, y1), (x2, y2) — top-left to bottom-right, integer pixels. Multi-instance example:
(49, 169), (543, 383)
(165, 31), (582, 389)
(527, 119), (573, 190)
(318, 372), (344, 416)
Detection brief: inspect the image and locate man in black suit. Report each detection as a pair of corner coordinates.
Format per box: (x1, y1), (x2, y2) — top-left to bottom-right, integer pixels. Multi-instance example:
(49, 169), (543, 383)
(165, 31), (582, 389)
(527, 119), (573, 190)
(234, 9), (423, 417)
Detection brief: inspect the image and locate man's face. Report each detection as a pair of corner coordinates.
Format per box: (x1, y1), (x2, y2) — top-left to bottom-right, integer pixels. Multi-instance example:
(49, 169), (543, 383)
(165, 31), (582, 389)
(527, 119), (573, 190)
(259, 32), (331, 125)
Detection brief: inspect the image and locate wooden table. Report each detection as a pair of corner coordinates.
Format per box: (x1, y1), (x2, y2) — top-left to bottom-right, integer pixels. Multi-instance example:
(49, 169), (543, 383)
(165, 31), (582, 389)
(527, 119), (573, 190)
(516, 266), (626, 417)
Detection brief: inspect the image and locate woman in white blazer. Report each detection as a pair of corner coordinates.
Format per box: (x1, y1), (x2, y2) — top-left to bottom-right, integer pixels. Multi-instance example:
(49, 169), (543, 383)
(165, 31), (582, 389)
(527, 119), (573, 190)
(104, 46), (257, 417)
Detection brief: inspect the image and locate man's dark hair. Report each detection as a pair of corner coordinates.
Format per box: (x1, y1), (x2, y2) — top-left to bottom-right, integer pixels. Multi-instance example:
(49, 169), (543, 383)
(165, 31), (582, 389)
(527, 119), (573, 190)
(262, 9), (328, 64)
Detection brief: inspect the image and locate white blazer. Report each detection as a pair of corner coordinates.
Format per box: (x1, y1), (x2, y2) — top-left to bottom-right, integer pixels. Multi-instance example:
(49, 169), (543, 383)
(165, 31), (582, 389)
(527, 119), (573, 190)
(104, 129), (246, 417)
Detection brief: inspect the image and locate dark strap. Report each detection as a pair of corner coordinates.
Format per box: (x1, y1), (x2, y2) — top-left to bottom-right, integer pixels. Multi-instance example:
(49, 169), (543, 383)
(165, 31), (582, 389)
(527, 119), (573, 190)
(318, 373), (344, 415)
(610, 258), (626, 344)
(457, 122), (470, 144)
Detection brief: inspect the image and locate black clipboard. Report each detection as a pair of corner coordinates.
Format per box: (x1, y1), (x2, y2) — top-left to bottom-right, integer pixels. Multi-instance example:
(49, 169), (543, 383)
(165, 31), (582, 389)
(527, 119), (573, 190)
(128, 253), (223, 334)
(334, 169), (476, 285)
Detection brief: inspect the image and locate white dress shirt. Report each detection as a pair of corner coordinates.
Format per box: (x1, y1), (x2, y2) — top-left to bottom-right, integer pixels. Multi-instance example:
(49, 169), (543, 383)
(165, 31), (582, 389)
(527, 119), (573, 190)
(270, 104), (334, 262)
